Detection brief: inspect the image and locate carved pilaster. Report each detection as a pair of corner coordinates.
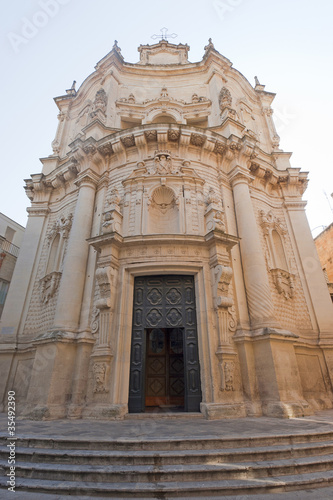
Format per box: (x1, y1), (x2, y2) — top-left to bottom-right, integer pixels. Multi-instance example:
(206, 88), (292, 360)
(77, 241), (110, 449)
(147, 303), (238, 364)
(92, 265), (118, 359)
(211, 264), (238, 391)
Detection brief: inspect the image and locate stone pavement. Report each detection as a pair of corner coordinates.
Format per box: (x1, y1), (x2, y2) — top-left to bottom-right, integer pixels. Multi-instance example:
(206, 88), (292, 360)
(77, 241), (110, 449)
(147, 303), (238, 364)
(1, 409), (333, 442)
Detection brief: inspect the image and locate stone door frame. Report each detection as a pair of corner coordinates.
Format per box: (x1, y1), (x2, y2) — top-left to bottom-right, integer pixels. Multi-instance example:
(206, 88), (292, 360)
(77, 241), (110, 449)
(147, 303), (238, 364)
(108, 262), (215, 418)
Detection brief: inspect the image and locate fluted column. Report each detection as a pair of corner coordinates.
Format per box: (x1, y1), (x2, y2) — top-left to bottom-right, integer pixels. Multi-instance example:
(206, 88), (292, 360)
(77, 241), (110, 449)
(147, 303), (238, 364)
(230, 167), (279, 330)
(52, 171), (98, 331)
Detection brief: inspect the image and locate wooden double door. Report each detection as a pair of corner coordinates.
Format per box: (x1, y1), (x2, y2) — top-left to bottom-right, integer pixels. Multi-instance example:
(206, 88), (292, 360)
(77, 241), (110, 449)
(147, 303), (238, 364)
(128, 275), (202, 413)
(146, 327), (185, 408)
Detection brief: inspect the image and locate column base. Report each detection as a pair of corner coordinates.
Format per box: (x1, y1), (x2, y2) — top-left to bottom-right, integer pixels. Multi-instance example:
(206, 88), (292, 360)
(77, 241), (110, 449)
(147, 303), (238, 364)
(200, 402), (247, 420)
(244, 401), (263, 417)
(67, 404), (84, 419)
(21, 404), (67, 420)
(262, 400), (312, 418)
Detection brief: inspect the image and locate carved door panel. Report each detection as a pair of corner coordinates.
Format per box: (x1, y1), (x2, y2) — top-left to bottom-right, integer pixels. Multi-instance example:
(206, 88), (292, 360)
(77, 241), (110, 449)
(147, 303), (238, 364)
(129, 275), (202, 413)
(145, 328), (184, 408)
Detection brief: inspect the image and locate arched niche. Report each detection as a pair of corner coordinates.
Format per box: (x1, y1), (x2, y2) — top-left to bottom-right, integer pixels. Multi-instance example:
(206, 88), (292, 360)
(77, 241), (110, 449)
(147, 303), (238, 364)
(144, 108), (185, 125)
(46, 233), (61, 275)
(151, 115), (178, 124)
(272, 229), (288, 270)
(147, 185), (180, 234)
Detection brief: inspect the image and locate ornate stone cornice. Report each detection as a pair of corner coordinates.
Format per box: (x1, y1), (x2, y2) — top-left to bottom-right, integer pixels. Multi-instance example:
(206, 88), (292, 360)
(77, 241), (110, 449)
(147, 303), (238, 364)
(278, 168), (308, 198)
(26, 206), (50, 217)
(24, 174), (53, 202)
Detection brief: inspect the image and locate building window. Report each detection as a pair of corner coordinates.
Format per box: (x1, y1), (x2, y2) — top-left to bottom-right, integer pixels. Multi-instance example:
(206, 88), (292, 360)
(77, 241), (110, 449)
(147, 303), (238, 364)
(0, 279), (9, 318)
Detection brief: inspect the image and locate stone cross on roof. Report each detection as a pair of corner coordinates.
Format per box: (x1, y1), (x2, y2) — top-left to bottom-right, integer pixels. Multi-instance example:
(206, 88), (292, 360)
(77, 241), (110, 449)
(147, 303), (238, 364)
(151, 27), (178, 41)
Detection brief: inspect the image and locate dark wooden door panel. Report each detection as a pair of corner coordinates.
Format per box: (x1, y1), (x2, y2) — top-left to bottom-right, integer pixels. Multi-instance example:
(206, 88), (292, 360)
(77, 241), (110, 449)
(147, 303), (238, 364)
(128, 276), (202, 413)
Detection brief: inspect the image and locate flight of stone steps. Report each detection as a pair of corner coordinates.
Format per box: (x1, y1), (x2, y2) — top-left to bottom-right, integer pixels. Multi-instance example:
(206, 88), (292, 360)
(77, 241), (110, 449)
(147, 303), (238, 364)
(1, 430), (333, 497)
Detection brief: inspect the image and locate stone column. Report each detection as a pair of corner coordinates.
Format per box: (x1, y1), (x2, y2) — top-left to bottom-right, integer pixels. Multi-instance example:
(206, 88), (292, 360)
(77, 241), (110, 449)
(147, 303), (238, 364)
(52, 171), (98, 332)
(285, 200), (333, 339)
(229, 167), (279, 330)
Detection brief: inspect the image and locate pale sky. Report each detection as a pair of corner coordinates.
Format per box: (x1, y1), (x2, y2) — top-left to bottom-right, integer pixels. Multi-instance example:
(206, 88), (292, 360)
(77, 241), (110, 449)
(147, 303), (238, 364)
(1, 0), (332, 237)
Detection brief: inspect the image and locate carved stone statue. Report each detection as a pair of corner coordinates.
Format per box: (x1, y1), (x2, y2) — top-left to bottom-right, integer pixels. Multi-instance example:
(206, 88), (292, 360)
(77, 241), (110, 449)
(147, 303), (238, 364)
(219, 87), (232, 111)
(90, 88), (108, 118)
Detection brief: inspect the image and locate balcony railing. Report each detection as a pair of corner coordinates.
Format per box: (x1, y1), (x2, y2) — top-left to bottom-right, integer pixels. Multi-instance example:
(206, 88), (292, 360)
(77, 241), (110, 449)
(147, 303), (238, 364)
(0, 237), (20, 258)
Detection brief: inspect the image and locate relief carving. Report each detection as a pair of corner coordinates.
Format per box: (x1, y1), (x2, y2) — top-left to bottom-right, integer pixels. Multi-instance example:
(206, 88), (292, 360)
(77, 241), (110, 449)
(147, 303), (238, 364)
(39, 271), (62, 304)
(93, 362), (108, 393)
(95, 266), (114, 309)
(271, 268), (295, 300)
(205, 188), (226, 233)
(212, 265), (233, 310)
(102, 189), (123, 234)
(47, 213), (73, 243)
(149, 151), (174, 175)
(259, 209), (287, 235)
(90, 306), (100, 334)
(148, 186), (178, 214)
(222, 360), (235, 391)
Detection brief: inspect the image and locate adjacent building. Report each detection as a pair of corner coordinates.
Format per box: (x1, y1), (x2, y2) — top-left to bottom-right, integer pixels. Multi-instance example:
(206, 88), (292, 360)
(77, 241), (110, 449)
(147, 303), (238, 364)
(1, 40), (332, 420)
(315, 222), (333, 301)
(0, 213), (25, 318)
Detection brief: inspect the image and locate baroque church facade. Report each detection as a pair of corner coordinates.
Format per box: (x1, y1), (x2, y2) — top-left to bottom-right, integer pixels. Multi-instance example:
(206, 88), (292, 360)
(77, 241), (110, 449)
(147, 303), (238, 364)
(1, 39), (332, 420)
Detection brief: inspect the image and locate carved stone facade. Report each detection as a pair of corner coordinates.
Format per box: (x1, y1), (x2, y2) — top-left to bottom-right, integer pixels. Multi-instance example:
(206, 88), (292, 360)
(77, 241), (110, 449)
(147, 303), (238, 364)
(1, 40), (332, 421)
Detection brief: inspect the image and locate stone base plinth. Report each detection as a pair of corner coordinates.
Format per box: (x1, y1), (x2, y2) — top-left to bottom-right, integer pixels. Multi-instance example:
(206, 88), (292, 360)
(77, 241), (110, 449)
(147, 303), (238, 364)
(262, 400), (312, 418)
(200, 402), (247, 420)
(22, 404), (67, 420)
(82, 403), (127, 420)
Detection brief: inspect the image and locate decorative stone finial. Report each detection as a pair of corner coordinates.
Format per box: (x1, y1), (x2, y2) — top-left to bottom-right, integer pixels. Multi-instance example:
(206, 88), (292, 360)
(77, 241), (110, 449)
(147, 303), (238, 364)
(112, 40), (122, 55)
(204, 38), (215, 52)
(66, 80), (76, 96)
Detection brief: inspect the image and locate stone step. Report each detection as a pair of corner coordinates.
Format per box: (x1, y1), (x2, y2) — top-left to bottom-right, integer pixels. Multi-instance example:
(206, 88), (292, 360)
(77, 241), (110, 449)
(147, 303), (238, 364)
(1, 470), (333, 497)
(2, 487), (333, 500)
(1, 440), (333, 466)
(2, 453), (333, 483)
(1, 429), (333, 451)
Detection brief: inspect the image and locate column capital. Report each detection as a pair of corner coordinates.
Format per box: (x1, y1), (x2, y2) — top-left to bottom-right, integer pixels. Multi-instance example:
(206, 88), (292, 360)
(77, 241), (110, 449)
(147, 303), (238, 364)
(283, 200), (307, 211)
(228, 166), (255, 188)
(27, 205), (50, 218)
(74, 169), (100, 189)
